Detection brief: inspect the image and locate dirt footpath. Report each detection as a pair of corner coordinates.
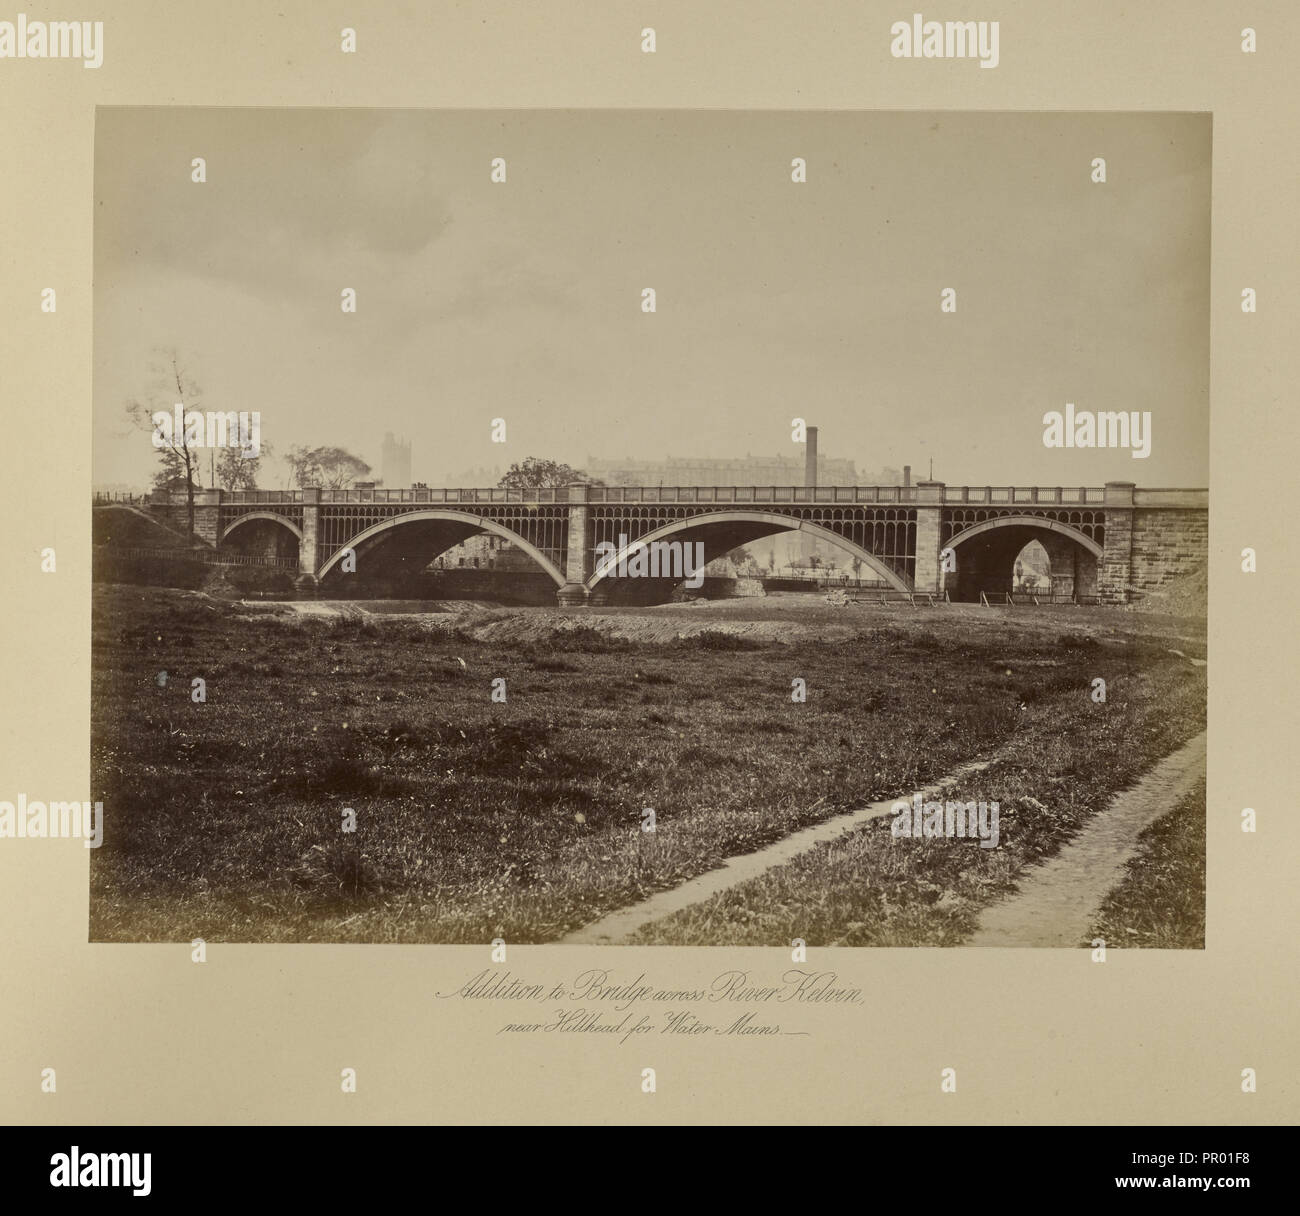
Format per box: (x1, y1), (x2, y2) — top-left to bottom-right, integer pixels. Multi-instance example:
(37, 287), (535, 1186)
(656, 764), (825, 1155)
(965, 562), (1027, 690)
(966, 731), (1207, 947)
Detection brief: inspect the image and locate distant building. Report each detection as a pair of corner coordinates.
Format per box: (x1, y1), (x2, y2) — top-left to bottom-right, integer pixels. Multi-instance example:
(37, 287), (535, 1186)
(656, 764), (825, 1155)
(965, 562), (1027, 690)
(448, 464), (503, 487)
(585, 451), (860, 487)
(433, 533), (537, 572)
(381, 432), (412, 488)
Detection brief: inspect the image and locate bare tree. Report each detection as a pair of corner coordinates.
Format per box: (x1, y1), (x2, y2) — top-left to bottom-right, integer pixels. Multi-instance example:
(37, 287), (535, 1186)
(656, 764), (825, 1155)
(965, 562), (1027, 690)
(126, 350), (204, 545)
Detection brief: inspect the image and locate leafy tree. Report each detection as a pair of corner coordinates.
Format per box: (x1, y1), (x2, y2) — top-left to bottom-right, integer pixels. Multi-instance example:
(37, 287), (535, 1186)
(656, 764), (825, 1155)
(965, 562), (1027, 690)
(286, 444), (372, 490)
(217, 442), (268, 491)
(498, 458), (603, 490)
(725, 547), (762, 576)
(285, 445), (316, 488)
(151, 447), (201, 493)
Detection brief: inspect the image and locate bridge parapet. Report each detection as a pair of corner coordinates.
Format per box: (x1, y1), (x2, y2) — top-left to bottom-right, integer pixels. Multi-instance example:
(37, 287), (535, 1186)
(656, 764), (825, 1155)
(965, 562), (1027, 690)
(126, 484), (1209, 510)
(943, 486), (1107, 506)
(221, 490), (304, 504)
(588, 485), (921, 504)
(1131, 488), (1210, 508)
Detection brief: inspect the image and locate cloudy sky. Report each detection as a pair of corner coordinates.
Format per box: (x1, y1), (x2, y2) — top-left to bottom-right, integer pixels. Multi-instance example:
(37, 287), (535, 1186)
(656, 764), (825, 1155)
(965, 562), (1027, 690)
(93, 107), (1210, 489)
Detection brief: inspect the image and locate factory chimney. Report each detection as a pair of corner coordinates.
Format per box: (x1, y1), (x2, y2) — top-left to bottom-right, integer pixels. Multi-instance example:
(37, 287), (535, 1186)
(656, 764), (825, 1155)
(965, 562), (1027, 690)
(903, 464), (911, 487)
(800, 427), (819, 564)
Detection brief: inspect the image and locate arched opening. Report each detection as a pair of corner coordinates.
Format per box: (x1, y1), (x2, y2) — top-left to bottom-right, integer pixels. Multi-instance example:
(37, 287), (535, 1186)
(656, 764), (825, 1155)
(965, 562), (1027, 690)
(585, 511), (912, 605)
(316, 510), (564, 599)
(219, 513), (301, 568)
(1012, 540), (1050, 595)
(944, 516), (1100, 603)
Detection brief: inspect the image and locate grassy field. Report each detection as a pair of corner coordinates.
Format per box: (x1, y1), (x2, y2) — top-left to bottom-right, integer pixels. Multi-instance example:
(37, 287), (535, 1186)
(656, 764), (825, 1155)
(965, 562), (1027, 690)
(89, 586), (1206, 944)
(1084, 776), (1206, 949)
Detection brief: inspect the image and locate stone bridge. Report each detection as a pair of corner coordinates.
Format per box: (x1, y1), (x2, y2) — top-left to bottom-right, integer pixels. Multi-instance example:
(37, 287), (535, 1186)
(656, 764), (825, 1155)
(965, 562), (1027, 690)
(139, 481), (1208, 605)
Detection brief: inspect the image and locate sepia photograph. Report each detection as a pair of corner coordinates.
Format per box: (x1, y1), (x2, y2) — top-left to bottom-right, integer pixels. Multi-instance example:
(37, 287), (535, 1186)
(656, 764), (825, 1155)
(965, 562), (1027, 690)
(90, 107), (1209, 947)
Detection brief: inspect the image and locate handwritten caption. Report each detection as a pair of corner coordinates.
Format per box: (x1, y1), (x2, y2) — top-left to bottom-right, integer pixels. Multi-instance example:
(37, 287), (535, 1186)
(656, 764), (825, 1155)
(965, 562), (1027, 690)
(436, 967), (864, 1044)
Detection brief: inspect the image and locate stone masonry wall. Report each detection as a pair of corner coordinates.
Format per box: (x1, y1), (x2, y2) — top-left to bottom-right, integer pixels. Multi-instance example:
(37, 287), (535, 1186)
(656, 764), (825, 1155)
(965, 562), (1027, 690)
(1129, 508), (1209, 593)
(147, 501), (219, 547)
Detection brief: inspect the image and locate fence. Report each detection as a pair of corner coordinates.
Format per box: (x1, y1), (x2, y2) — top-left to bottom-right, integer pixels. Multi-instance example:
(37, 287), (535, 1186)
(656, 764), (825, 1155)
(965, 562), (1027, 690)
(93, 544), (297, 570)
(981, 590), (1102, 607)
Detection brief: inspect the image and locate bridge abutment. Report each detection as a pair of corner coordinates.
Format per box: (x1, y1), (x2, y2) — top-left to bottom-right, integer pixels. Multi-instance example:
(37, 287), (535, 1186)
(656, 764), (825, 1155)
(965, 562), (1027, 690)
(1129, 503), (1208, 597)
(193, 490), (221, 546)
(147, 489), (220, 547)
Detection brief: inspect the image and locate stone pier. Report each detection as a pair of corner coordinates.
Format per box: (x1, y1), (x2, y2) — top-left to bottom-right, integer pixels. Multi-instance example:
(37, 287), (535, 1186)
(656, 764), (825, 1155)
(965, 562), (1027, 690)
(557, 481), (590, 605)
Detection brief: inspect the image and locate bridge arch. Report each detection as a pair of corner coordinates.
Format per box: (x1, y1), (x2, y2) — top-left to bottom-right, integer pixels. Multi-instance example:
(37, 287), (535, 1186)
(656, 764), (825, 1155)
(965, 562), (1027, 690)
(316, 509), (566, 586)
(944, 514), (1101, 601)
(945, 514), (1103, 559)
(584, 510), (912, 595)
(218, 511), (303, 566)
(220, 511), (304, 544)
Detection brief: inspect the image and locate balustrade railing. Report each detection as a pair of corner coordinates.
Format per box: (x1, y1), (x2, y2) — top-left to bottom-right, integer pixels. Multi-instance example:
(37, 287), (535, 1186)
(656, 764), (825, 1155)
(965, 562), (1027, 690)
(99, 485), (1208, 509)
